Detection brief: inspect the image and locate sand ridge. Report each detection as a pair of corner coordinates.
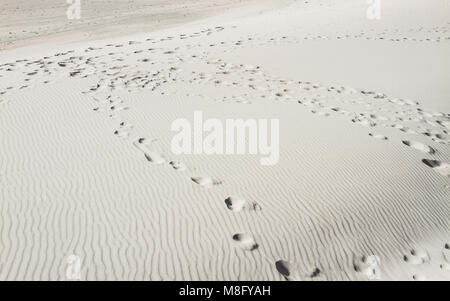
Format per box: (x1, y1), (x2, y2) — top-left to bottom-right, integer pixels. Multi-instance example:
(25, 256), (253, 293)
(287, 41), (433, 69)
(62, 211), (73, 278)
(0, 0), (449, 280)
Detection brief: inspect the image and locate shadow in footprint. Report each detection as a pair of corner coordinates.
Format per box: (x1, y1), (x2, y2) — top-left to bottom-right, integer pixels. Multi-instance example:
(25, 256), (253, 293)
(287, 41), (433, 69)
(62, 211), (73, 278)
(422, 159), (450, 177)
(191, 176), (221, 187)
(402, 140), (435, 154)
(403, 248), (430, 265)
(275, 260), (301, 281)
(225, 196), (261, 212)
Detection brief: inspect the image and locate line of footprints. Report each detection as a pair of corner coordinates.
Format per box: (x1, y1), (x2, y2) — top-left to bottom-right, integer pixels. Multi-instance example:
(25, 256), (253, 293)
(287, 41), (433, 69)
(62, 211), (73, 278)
(92, 85), (449, 281)
(92, 93), (283, 278)
(402, 244), (450, 281)
(71, 25), (449, 280)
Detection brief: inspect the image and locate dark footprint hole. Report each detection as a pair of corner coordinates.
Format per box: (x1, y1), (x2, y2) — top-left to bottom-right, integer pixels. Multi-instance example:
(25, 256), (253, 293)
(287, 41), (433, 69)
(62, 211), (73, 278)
(402, 140), (411, 147)
(422, 159), (440, 168)
(225, 198), (232, 209)
(250, 243), (259, 251)
(275, 260), (291, 277)
(310, 268), (321, 278)
(232, 234), (240, 241)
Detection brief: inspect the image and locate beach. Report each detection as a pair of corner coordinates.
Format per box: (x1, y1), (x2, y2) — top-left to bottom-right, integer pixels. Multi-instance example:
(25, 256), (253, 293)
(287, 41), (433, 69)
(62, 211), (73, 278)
(0, 0), (449, 281)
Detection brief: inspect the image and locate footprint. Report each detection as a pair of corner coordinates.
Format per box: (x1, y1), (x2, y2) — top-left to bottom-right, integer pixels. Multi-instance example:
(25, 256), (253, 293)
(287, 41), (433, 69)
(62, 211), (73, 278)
(224, 196), (261, 212)
(232, 233), (259, 251)
(352, 118), (376, 127)
(110, 105), (128, 112)
(399, 127), (417, 134)
(309, 267), (323, 279)
(403, 248), (430, 265)
(439, 263), (450, 271)
(311, 110), (329, 117)
(437, 120), (450, 129)
(275, 260), (300, 281)
(433, 133), (450, 143)
(353, 255), (381, 280)
(114, 128), (129, 138)
(114, 122), (133, 138)
(438, 243), (450, 271)
(369, 133), (388, 140)
(191, 175), (221, 187)
(443, 243), (450, 262)
(422, 159), (450, 177)
(144, 151), (165, 164)
(169, 161), (187, 171)
(402, 140), (435, 154)
(133, 139), (165, 164)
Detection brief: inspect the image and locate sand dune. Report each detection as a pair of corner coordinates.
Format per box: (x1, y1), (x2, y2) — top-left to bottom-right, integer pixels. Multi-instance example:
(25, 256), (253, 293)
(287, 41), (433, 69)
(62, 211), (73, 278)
(0, 0), (449, 280)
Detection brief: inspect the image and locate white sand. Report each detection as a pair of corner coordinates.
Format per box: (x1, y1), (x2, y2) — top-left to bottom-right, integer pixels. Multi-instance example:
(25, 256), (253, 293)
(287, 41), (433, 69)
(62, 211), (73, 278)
(0, 0), (449, 280)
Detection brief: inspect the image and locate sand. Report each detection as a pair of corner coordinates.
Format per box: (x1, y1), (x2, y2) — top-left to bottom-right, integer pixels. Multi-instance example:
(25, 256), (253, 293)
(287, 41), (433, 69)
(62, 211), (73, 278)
(0, 0), (449, 281)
